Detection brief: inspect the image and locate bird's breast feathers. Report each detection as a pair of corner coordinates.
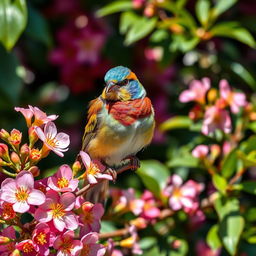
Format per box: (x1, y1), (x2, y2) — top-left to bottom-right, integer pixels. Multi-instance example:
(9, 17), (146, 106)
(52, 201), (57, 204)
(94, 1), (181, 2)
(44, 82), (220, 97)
(86, 97), (155, 165)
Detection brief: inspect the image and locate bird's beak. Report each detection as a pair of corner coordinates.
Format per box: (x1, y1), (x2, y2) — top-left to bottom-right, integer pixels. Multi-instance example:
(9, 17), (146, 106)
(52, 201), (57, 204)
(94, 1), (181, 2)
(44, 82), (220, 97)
(105, 81), (118, 94)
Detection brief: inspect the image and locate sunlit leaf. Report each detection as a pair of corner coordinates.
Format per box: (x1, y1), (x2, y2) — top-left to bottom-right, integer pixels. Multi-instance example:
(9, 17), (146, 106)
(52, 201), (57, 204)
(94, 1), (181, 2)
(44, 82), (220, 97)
(196, 0), (210, 26)
(0, 0), (27, 50)
(124, 17), (157, 45)
(206, 225), (222, 250)
(120, 11), (138, 34)
(221, 149), (238, 178)
(160, 116), (192, 131)
(212, 174), (227, 194)
(137, 160), (169, 198)
(97, 1), (133, 17)
(212, 0), (237, 18)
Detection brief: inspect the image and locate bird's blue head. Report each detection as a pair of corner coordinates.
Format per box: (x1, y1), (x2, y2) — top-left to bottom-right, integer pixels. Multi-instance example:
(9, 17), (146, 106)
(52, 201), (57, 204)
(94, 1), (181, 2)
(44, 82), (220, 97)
(102, 66), (146, 101)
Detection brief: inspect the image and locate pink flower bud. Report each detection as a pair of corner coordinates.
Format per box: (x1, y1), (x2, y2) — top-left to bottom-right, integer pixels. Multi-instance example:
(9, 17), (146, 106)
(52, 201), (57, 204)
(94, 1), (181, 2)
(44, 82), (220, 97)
(192, 145), (209, 159)
(0, 143), (9, 160)
(11, 152), (20, 165)
(28, 126), (39, 146)
(0, 129), (10, 140)
(144, 3), (155, 17)
(28, 166), (40, 177)
(20, 143), (29, 157)
(8, 129), (22, 146)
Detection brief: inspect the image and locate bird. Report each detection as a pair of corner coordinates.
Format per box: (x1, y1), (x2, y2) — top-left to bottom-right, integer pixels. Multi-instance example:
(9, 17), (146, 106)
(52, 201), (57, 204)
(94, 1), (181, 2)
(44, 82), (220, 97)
(81, 66), (155, 202)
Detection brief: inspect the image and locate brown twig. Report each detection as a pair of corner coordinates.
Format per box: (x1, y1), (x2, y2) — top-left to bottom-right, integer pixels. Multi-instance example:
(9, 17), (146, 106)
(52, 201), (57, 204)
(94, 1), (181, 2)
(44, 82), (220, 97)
(99, 227), (130, 240)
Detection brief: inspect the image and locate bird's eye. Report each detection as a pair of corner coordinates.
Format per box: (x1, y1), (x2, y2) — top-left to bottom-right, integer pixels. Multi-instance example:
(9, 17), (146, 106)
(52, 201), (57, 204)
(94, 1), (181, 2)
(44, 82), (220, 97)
(118, 79), (129, 86)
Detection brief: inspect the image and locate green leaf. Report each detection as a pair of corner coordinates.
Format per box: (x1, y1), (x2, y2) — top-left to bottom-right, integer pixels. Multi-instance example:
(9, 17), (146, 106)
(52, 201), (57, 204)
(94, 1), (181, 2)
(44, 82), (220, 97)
(206, 225), (222, 250)
(119, 11), (138, 35)
(212, 174), (227, 194)
(0, 0), (27, 50)
(124, 16), (157, 45)
(211, 23), (256, 48)
(139, 237), (157, 250)
(97, 1), (133, 17)
(100, 221), (116, 233)
(167, 154), (199, 168)
(219, 215), (244, 255)
(221, 149), (238, 178)
(230, 63), (256, 90)
(214, 196), (239, 220)
(137, 160), (169, 198)
(195, 0), (210, 26)
(25, 6), (52, 46)
(212, 0), (237, 18)
(160, 116), (192, 131)
(241, 181), (256, 195)
(0, 45), (22, 103)
(150, 29), (169, 43)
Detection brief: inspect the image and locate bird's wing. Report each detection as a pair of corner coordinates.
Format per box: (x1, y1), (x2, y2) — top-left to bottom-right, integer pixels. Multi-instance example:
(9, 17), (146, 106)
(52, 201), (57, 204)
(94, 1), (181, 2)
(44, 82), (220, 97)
(81, 97), (104, 151)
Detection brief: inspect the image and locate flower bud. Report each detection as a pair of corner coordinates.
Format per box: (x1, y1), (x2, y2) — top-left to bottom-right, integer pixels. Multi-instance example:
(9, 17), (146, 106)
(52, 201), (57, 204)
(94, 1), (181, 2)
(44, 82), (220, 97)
(144, 3), (155, 17)
(72, 160), (81, 173)
(130, 217), (147, 229)
(8, 129), (22, 146)
(119, 236), (135, 248)
(132, 0), (145, 9)
(10, 249), (21, 256)
(81, 202), (94, 213)
(0, 143), (9, 161)
(0, 129), (10, 140)
(207, 88), (218, 103)
(0, 236), (11, 245)
(20, 143), (29, 157)
(29, 148), (41, 162)
(28, 166), (40, 177)
(11, 152), (20, 165)
(28, 126), (38, 146)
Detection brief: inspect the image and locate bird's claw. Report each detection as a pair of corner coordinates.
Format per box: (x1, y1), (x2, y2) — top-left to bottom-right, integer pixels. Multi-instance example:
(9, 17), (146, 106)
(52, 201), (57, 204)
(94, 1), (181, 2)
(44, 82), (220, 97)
(105, 168), (117, 183)
(126, 156), (140, 170)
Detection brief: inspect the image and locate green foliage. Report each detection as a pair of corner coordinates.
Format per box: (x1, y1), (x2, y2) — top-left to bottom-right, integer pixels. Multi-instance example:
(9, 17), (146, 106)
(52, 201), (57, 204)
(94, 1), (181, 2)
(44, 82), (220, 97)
(0, 0), (27, 50)
(206, 225), (222, 250)
(160, 116), (192, 131)
(137, 160), (169, 198)
(97, 1), (133, 17)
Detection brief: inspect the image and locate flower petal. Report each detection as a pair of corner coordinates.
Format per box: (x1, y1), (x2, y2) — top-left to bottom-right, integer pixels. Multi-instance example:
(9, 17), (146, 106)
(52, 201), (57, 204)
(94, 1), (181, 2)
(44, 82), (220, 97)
(16, 171), (34, 189)
(80, 151), (91, 168)
(13, 201), (30, 213)
(44, 122), (57, 138)
(55, 133), (70, 148)
(60, 192), (75, 211)
(27, 189), (46, 205)
(63, 212), (78, 230)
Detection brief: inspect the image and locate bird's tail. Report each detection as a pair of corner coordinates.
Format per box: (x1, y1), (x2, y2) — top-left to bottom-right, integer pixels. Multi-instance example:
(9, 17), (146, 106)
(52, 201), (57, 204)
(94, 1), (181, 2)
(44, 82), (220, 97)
(84, 180), (109, 204)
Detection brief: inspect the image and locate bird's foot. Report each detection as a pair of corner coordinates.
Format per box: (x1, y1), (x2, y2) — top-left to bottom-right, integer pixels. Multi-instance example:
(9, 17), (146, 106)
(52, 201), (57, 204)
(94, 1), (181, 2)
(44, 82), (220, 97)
(120, 156), (140, 171)
(105, 167), (117, 183)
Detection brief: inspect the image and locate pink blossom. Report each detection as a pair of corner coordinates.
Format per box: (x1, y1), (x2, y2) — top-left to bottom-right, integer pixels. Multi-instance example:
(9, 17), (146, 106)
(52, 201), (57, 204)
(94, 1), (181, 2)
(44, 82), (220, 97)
(35, 121), (70, 157)
(165, 175), (201, 212)
(53, 230), (82, 256)
(76, 232), (106, 256)
(32, 223), (51, 255)
(80, 151), (112, 184)
(219, 79), (247, 113)
(35, 190), (78, 232)
(179, 78), (210, 104)
(15, 106), (58, 127)
(0, 226), (16, 255)
(0, 171), (45, 213)
(202, 105), (232, 135)
(16, 239), (38, 256)
(140, 191), (160, 220)
(0, 201), (16, 221)
(196, 240), (220, 256)
(79, 202), (104, 235)
(48, 164), (79, 192)
(192, 145), (209, 158)
(111, 188), (144, 215)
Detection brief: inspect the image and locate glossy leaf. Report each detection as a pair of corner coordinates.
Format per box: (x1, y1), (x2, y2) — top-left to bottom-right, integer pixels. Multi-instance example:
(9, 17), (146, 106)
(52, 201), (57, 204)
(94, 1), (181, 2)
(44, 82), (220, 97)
(206, 225), (222, 250)
(230, 63), (256, 90)
(167, 154), (199, 168)
(212, 174), (227, 194)
(97, 1), (133, 17)
(214, 196), (239, 220)
(241, 181), (256, 195)
(195, 0), (210, 26)
(212, 0), (237, 18)
(160, 116), (192, 131)
(0, 0), (27, 50)
(124, 17), (157, 45)
(219, 215), (244, 255)
(120, 11), (138, 35)
(221, 149), (238, 178)
(137, 160), (169, 198)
